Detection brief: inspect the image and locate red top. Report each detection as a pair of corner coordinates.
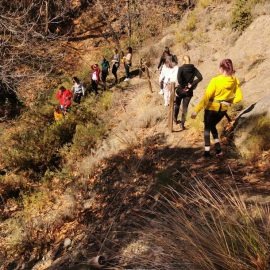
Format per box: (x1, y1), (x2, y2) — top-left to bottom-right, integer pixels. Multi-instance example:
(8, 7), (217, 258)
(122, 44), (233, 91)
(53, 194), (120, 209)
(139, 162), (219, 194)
(91, 65), (101, 83)
(56, 89), (73, 108)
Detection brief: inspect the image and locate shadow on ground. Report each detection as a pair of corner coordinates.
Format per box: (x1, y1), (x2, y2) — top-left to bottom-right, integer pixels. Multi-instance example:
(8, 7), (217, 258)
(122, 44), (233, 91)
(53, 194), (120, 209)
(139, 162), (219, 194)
(40, 130), (270, 270)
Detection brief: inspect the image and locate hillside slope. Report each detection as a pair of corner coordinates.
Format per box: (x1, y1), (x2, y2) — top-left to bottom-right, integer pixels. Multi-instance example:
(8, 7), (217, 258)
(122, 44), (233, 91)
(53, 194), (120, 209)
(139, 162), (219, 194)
(1, 1), (270, 269)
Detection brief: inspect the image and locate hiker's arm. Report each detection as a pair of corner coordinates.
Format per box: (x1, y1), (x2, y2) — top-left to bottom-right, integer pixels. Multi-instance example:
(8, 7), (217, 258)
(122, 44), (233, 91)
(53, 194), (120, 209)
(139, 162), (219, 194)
(177, 67), (183, 85)
(157, 56), (163, 69)
(233, 79), (243, 104)
(195, 78), (216, 113)
(191, 68), (203, 88)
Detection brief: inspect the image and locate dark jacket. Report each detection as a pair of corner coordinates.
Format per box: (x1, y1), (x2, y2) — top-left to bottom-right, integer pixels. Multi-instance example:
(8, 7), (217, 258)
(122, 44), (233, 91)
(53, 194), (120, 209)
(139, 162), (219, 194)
(176, 64), (203, 97)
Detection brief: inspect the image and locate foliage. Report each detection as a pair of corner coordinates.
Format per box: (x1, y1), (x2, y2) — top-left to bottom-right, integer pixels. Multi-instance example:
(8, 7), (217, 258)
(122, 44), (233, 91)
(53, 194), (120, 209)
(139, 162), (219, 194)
(231, 0), (253, 31)
(186, 11), (197, 32)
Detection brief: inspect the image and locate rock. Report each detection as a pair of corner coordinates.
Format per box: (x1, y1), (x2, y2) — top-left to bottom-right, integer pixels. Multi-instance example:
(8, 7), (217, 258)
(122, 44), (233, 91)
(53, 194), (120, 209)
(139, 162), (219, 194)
(64, 238), (72, 248)
(233, 96), (270, 157)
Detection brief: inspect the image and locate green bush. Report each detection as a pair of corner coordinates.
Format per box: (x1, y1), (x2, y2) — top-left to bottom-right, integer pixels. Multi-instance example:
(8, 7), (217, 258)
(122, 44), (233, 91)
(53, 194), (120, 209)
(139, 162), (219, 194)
(231, 0), (253, 31)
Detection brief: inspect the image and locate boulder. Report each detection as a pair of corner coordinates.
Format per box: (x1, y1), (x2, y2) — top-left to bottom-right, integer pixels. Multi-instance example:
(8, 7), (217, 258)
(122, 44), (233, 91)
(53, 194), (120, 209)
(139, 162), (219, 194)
(233, 96), (270, 157)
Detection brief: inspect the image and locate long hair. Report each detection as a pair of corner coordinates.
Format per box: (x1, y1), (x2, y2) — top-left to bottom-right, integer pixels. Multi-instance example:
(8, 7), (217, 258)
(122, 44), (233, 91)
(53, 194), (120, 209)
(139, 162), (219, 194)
(73, 76), (80, 84)
(165, 55), (174, 68)
(220, 59), (235, 76)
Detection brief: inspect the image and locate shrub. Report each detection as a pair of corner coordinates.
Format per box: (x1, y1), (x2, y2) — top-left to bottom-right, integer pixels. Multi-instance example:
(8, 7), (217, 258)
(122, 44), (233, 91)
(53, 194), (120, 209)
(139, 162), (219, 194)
(186, 11), (197, 32)
(231, 0), (253, 31)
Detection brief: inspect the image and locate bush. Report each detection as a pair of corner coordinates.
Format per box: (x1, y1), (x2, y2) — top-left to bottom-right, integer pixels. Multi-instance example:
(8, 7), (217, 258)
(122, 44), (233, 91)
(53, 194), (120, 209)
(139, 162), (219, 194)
(186, 11), (197, 32)
(231, 0), (253, 31)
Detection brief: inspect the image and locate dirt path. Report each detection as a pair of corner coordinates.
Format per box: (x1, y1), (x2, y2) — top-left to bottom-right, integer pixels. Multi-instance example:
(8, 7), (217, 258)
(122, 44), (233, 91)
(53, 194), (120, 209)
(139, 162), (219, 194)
(42, 73), (270, 270)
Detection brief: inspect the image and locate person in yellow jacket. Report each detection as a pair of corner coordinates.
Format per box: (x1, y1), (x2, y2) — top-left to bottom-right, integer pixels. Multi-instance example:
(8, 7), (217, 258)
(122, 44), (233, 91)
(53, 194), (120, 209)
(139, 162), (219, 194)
(54, 105), (64, 122)
(191, 59), (243, 157)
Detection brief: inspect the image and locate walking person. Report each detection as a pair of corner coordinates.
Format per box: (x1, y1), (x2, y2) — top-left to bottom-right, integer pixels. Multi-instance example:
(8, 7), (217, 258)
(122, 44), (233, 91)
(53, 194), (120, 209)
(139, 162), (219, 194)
(54, 105), (64, 122)
(56, 86), (73, 114)
(158, 47), (172, 95)
(175, 55), (203, 130)
(72, 77), (85, 104)
(123, 47), (133, 81)
(111, 48), (120, 84)
(101, 57), (110, 90)
(191, 59), (243, 157)
(159, 55), (178, 107)
(91, 64), (100, 94)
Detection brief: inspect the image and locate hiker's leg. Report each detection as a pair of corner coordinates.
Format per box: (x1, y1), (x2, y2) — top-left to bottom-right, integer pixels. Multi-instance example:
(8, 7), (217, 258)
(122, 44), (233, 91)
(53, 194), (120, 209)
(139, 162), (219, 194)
(77, 93), (82, 104)
(164, 85), (170, 106)
(125, 64), (130, 78)
(174, 96), (182, 123)
(92, 81), (98, 94)
(210, 111), (226, 154)
(181, 96), (192, 128)
(204, 110), (213, 155)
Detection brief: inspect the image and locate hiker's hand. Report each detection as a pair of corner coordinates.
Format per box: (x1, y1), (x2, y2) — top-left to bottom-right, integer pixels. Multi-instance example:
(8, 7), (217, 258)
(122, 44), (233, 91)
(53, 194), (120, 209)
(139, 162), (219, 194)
(191, 112), (197, 119)
(221, 101), (231, 106)
(187, 83), (192, 89)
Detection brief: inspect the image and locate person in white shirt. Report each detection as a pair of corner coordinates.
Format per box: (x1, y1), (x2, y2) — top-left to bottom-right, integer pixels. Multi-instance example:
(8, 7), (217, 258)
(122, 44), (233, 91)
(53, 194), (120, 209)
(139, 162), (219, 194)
(72, 77), (85, 104)
(159, 55), (178, 106)
(123, 47), (133, 81)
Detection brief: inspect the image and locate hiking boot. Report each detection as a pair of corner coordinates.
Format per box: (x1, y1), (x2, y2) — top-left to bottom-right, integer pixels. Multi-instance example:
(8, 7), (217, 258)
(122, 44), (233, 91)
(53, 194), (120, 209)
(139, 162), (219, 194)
(203, 151), (212, 158)
(173, 117), (178, 124)
(215, 149), (223, 157)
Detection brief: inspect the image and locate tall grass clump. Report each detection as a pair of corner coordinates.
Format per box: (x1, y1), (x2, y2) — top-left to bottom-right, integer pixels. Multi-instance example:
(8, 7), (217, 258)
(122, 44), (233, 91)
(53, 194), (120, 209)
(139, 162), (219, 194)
(124, 180), (270, 270)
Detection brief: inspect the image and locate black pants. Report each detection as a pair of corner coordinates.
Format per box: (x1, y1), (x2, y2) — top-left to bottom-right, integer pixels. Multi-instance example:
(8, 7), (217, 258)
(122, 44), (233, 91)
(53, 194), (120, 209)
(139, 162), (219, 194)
(101, 71), (108, 90)
(174, 95), (192, 127)
(204, 110), (226, 147)
(112, 64), (119, 83)
(92, 80), (98, 94)
(125, 63), (131, 78)
(73, 93), (82, 104)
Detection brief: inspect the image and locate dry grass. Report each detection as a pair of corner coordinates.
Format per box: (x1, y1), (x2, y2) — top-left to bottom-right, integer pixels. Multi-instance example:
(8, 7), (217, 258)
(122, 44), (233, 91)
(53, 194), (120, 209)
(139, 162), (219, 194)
(120, 179), (270, 270)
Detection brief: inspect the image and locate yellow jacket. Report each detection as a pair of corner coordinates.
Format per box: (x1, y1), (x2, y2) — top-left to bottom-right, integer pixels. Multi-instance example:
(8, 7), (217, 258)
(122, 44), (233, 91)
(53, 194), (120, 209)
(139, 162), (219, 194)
(195, 75), (243, 113)
(54, 111), (63, 121)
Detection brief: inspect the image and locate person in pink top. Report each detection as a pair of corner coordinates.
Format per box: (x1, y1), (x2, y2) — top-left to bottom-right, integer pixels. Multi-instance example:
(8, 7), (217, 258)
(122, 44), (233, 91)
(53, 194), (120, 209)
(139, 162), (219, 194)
(56, 86), (73, 113)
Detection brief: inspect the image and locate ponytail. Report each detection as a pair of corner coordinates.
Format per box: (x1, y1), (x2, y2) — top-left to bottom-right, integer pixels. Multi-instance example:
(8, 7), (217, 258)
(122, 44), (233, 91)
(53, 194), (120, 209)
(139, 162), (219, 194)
(220, 59), (235, 76)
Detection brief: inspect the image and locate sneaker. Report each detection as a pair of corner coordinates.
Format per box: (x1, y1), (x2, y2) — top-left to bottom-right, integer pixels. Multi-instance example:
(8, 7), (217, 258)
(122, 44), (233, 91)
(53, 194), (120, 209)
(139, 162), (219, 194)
(203, 151), (212, 158)
(215, 149), (223, 157)
(159, 89), (164, 95)
(124, 78), (130, 82)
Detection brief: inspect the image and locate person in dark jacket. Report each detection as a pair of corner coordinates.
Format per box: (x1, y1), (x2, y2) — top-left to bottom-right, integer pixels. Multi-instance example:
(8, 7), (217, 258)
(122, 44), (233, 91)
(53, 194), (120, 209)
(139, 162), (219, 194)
(157, 47), (172, 70)
(174, 55), (203, 130)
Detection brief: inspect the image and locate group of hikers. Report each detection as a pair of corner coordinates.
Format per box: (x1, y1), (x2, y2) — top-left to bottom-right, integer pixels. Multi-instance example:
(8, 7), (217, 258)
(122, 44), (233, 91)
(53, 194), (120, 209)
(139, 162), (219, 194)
(158, 46), (242, 157)
(54, 44), (242, 158)
(54, 46), (134, 121)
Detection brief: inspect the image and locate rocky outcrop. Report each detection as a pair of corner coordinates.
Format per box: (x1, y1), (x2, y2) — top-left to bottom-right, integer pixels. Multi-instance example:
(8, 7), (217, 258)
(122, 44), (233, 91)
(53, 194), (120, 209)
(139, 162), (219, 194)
(233, 96), (270, 157)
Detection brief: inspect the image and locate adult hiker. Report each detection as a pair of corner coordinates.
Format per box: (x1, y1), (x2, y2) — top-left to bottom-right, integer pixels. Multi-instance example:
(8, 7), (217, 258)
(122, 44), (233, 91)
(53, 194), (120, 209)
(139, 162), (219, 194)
(111, 48), (120, 84)
(101, 57), (110, 90)
(158, 47), (172, 95)
(159, 55), (178, 107)
(72, 77), (85, 104)
(174, 55), (203, 130)
(54, 105), (64, 122)
(123, 47), (133, 81)
(157, 47), (172, 71)
(191, 59), (243, 157)
(91, 64), (100, 94)
(56, 86), (73, 113)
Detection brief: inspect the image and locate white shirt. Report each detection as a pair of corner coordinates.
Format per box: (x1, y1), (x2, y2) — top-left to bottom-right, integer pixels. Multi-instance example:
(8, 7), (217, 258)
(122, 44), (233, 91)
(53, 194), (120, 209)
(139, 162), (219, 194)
(160, 65), (178, 84)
